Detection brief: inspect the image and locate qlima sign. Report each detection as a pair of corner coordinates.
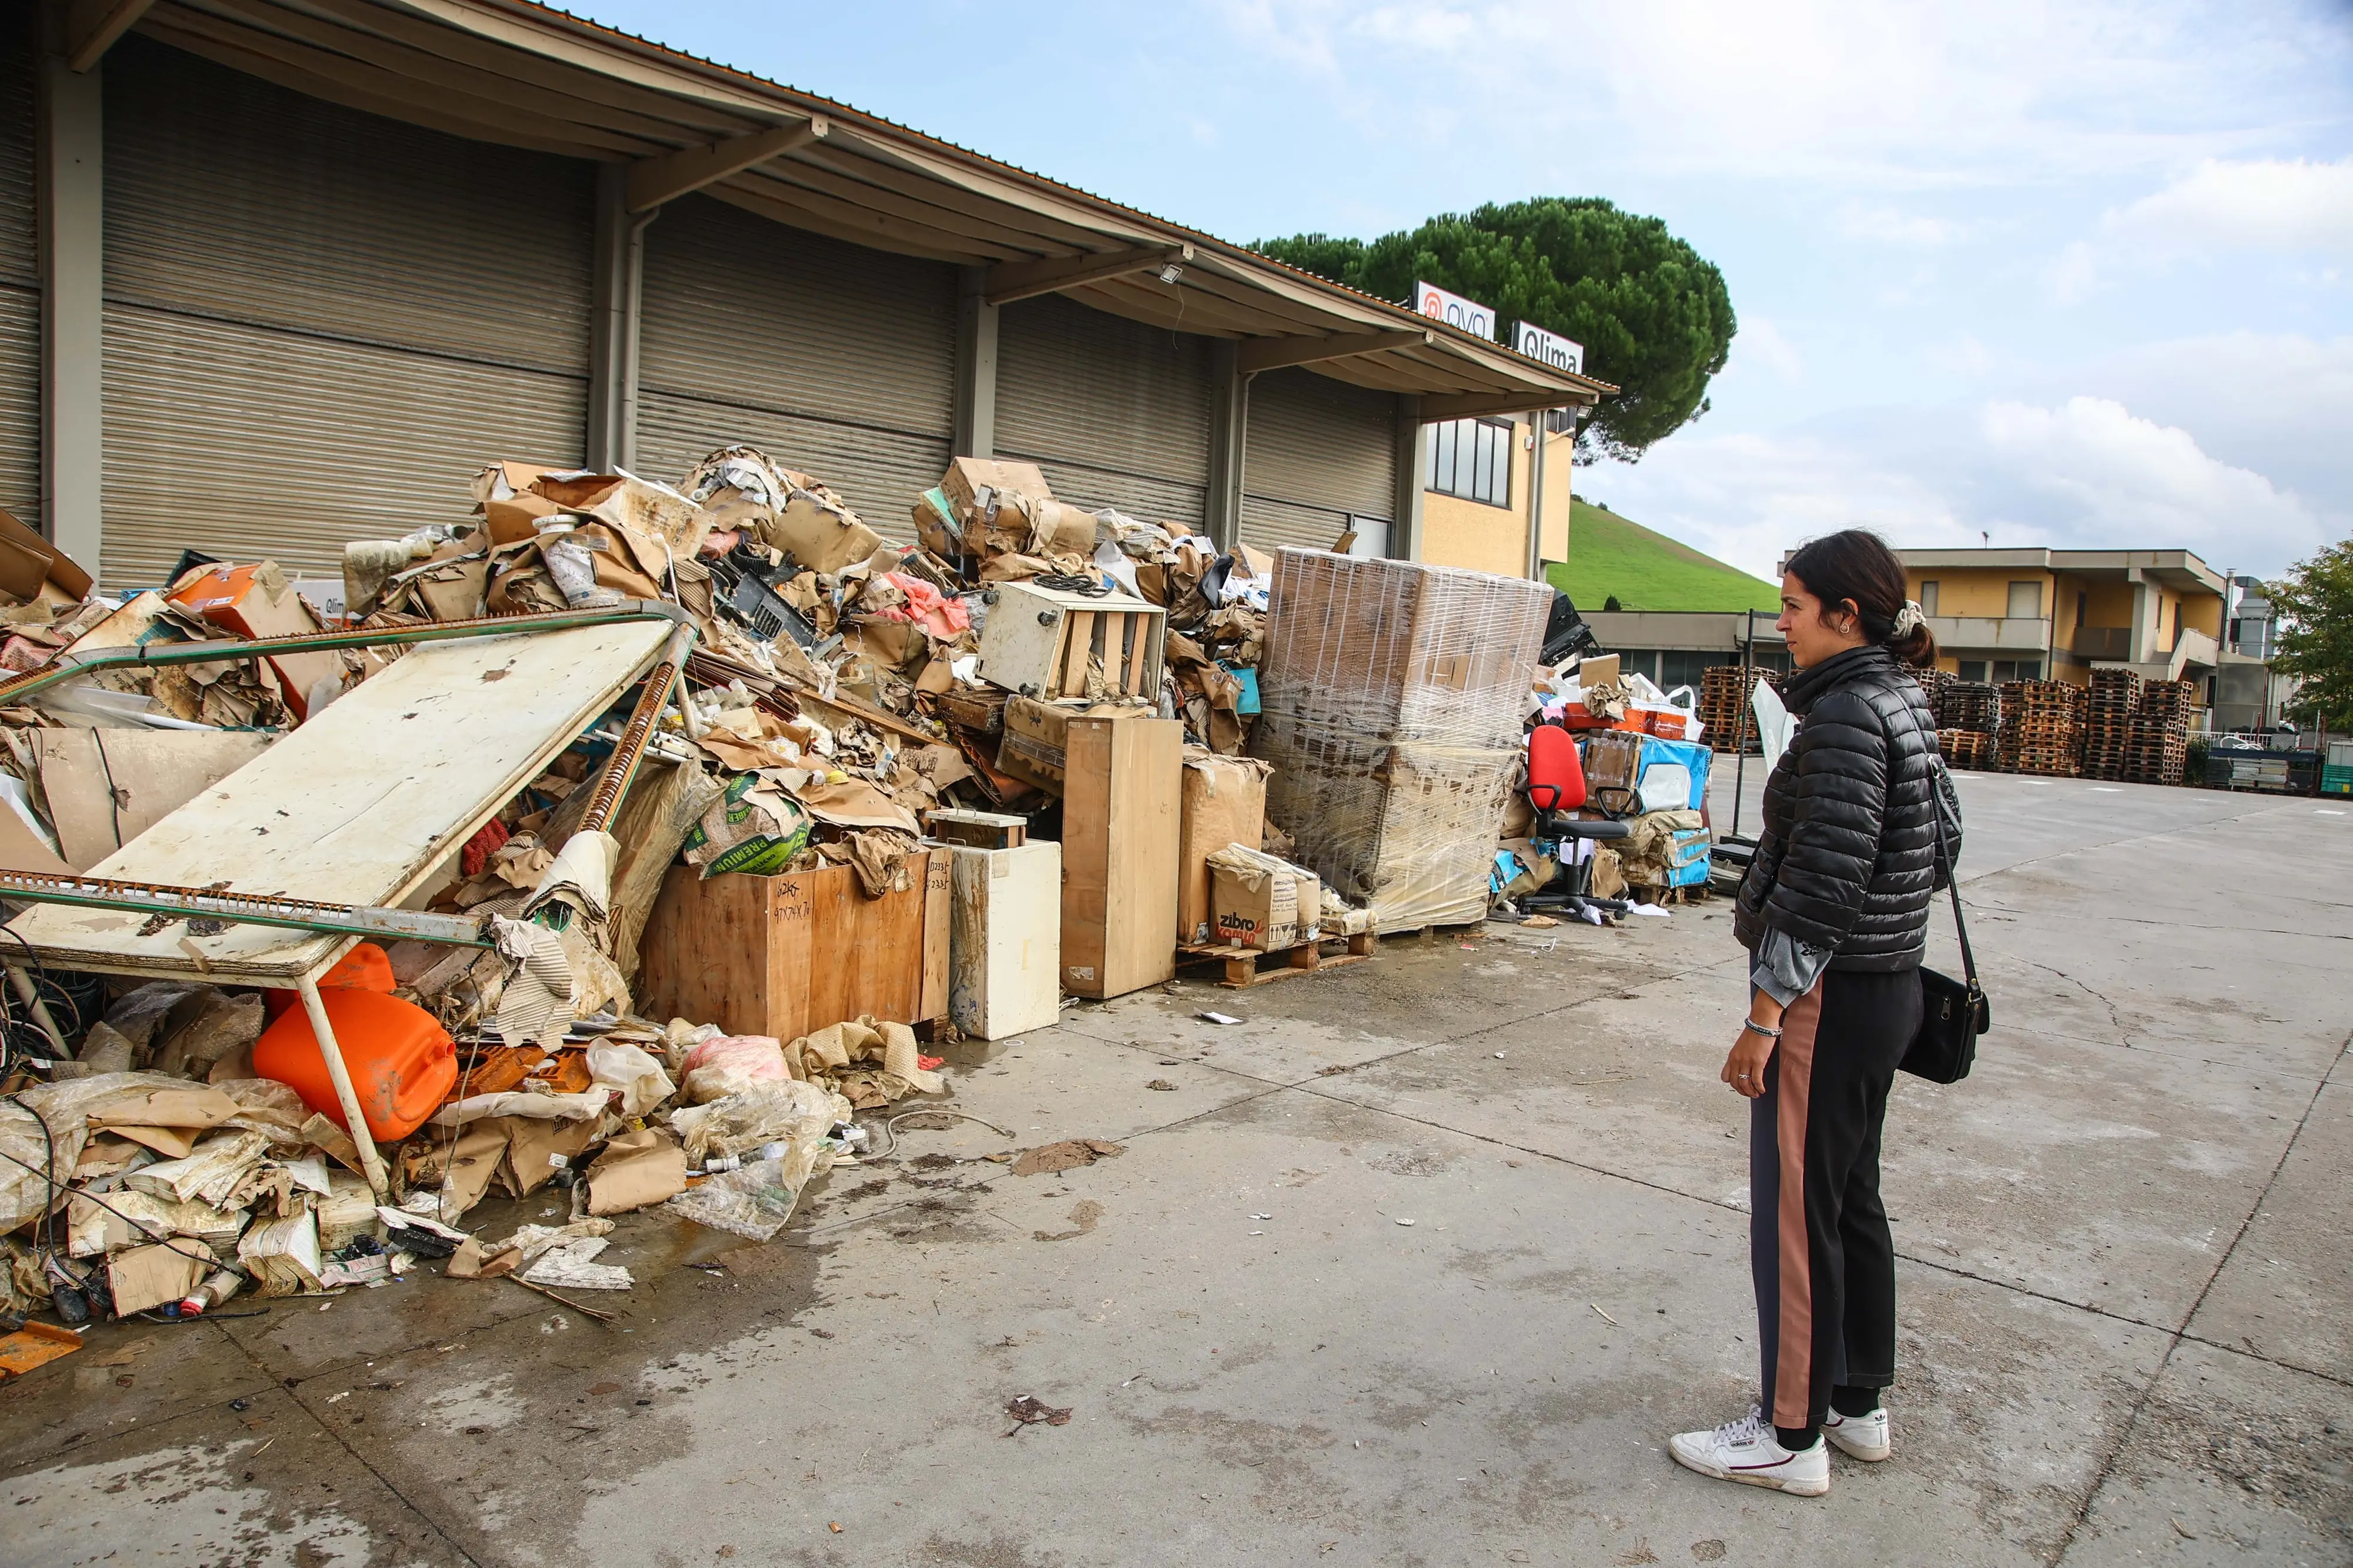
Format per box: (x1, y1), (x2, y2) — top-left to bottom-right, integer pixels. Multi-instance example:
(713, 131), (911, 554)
(1415, 281), (1494, 339)
(1514, 321), (1584, 376)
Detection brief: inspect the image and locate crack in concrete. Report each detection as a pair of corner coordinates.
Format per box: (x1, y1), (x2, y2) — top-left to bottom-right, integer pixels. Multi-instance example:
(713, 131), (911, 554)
(2048, 1026), (2352, 1566)
(2021, 956), (2134, 1045)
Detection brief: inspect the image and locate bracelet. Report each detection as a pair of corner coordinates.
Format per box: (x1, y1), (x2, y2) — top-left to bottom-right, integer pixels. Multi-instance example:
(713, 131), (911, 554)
(1742, 1019), (1784, 1039)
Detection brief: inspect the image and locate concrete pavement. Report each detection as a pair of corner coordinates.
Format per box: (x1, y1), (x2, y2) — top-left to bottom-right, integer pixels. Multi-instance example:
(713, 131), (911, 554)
(4, 771), (2348, 1566)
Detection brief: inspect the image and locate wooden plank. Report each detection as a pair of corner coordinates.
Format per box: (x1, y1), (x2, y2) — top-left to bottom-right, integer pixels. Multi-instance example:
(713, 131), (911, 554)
(5, 620), (672, 981)
(1062, 610), (1095, 698)
(1125, 615), (1152, 696)
(1099, 613), (1125, 695)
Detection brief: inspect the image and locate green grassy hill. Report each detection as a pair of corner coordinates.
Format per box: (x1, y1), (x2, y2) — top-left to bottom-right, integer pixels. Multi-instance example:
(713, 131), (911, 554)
(1547, 499), (1780, 613)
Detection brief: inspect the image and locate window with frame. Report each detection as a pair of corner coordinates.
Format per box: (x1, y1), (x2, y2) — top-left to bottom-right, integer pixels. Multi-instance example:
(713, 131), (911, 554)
(1423, 418), (1514, 508)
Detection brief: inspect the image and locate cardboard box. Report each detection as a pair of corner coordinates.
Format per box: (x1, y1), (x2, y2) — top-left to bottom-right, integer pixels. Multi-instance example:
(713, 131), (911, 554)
(1178, 750), (1269, 946)
(941, 456), (1053, 517)
(166, 564), (342, 720)
(1208, 852), (1320, 952)
(37, 730), (273, 870)
(0, 505), (93, 601)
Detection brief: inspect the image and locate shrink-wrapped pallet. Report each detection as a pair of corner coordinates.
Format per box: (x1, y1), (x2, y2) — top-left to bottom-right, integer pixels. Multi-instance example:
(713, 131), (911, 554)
(1250, 551), (1551, 931)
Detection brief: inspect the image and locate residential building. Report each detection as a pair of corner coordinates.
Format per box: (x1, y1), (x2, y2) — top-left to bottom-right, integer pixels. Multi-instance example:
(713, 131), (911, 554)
(1891, 548), (2225, 688)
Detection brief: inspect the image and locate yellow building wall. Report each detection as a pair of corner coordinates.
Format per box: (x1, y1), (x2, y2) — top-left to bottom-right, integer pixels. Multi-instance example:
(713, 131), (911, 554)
(1420, 422), (1535, 579)
(2084, 581), (2135, 628)
(1906, 567), (2053, 619)
(1538, 428), (1574, 564)
(2181, 590), (2221, 638)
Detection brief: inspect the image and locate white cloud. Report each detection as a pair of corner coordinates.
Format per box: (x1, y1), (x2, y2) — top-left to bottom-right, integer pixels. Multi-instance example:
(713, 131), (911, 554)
(2107, 156), (2353, 255)
(1838, 205), (1971, 247)
(1585, 394), (2334, 583)
(1211, 0), (2342, 190)
(1730, 316), (1805, 382)
(2048, 239), (2101, 304)
(1978, 395), (2327, 563)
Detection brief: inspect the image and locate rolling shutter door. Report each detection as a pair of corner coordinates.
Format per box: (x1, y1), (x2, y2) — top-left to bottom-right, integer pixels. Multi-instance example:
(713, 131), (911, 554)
(636, 195), (955, 522)
(996, 293), (1214, 531)
(1241, 367), (1397, 554)
(0, 15), (39, 535)
(100, 39), (592, 588)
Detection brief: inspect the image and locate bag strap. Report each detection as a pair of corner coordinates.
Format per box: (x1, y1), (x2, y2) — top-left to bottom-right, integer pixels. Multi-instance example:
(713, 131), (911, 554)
(1930, 761), (1978, 990)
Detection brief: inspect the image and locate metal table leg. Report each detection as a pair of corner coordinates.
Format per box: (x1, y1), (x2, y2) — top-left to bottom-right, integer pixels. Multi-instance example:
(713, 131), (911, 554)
(5, 963), (69, 1057)
(297, 975), (391, 1202)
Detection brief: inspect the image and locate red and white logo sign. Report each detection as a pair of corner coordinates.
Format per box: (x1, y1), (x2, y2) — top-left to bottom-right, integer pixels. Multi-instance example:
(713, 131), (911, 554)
(1415, 281), (1495, 340)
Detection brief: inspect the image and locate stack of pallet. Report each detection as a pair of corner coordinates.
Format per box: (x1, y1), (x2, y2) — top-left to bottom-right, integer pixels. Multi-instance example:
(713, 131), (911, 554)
(1997, 679), (2087, 776)
(1698, 665), (1787, 754)
(1934, 681), (2001, 770)
(1912, 666), (1954, 718)
(2081, 669), (2143, 780)
(1937, 728), (1992, 770)
(2124, 679), (2195, 786)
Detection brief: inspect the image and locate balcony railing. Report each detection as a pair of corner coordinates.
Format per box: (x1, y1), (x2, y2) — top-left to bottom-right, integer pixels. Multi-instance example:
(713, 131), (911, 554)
(1926, 615), (2050, 652)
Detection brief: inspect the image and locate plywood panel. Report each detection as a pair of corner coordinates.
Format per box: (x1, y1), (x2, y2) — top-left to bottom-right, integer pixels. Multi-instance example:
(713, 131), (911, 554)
(1060, 713), (1180, 998)
(4, 619), (670, 980)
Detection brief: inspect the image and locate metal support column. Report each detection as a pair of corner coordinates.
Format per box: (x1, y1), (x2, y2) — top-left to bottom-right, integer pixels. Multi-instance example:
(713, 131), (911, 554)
(1390, 393), (1427, 561)
(36, 23), (104, 575)
(1525, 412), (1547, 582)
(1203, 339), (1247, 552)
(952, 265), (999, 459)
(586, 163), (653, 472)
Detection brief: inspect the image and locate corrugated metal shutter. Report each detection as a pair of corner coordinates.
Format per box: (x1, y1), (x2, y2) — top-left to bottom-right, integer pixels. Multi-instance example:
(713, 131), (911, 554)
(99, 38), (593, 587)
(996, 293), (1214, 530)
(0, 12), (39, 534)
(1241, 367), (1397, 553)
(636, 194), (955, 522)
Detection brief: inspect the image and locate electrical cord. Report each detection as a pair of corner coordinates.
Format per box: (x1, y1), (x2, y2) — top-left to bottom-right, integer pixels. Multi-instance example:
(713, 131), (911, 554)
(869, 1107), (1015, 1160)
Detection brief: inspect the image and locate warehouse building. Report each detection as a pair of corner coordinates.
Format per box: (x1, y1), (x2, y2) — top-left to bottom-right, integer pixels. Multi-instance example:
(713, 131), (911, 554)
(3, 0), (1607, 592)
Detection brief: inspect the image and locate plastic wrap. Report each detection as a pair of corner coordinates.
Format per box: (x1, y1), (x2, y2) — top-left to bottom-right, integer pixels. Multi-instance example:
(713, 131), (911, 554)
(680, 1033), (789, 1103)
(1251, 552), (1548, 931)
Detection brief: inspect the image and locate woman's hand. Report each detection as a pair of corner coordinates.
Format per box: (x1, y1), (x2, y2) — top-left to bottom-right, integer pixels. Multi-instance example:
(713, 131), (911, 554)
(1722, 994), (1787, 1099)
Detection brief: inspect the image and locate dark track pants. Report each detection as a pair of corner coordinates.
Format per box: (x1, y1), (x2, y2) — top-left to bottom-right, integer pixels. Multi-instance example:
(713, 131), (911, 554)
(1750, 966), (1921, 1430)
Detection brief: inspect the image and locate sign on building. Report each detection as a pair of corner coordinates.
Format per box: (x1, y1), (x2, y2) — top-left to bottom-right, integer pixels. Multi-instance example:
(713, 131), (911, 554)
(1415, 281), (1495, 340)
(1513, 321), (1584, 376)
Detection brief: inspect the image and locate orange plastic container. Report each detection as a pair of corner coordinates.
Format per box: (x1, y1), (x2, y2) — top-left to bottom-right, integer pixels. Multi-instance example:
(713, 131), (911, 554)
(252, 988), (456, 1143)
(262, 941), (395, 1022)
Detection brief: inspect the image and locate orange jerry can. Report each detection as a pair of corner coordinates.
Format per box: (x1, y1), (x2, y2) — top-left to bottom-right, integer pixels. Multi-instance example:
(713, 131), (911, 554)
(262, 941), (396, 1022)
(253, 988), (458, 1144)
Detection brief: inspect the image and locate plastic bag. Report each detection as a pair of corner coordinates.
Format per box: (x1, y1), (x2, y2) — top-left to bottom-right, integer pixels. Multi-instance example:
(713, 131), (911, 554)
(588, 1040), (675, 1119)
(680, 1033), (788, 1103)
(669, 1080), (850, 1163)
(665, 1157), (804, 1242)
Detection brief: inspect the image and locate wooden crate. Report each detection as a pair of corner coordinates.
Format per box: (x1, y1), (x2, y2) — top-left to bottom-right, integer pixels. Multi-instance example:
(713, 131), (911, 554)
(636, 851), (949, 1042)
(975, 580), (1166, 701)
(1059, 711), (1182, 999)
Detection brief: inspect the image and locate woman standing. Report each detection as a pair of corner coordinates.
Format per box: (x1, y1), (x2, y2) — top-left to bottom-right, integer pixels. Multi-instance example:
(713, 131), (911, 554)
(1668, 528), (1944, 1498)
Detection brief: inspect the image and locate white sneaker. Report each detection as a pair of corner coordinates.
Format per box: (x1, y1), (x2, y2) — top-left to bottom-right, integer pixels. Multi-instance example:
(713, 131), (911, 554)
(1824, 1404), (1891, 1462)
(1668, 1406), (1829, 1496)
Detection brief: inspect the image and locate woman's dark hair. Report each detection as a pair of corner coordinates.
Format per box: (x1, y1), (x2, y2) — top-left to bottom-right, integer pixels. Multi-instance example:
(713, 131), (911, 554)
(1784, 529), (1937, 668)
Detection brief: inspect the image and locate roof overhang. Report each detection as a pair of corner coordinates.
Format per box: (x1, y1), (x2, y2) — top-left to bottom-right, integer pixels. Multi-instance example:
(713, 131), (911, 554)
(1892, 547), (2223, 594)
(121, 0), (1614, 411)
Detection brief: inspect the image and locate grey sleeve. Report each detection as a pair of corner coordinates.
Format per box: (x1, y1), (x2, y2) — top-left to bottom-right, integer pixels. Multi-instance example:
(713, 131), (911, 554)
(1751, 927), (1831, 1007)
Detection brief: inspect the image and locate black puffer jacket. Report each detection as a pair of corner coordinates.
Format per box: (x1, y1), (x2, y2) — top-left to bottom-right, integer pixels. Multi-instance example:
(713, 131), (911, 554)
(1733, 646), (1939, 970)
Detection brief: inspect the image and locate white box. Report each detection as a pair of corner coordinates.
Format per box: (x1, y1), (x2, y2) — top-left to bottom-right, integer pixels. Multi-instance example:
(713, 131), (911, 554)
(948, 840), (1062, 1040)
(975, 579), (1166, 701)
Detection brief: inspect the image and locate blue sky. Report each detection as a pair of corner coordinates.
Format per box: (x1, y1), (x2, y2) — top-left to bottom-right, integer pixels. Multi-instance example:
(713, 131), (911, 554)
(573, 0), (2353, 583)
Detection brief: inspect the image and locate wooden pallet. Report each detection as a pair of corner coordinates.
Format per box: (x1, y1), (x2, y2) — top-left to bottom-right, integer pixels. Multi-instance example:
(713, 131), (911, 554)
(1177, 930), (1377, 988)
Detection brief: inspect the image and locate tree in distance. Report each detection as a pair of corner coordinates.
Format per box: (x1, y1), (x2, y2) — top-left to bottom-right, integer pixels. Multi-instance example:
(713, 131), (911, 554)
(2269, 538), (2353, 730)
(1255, 197), (1737, 465)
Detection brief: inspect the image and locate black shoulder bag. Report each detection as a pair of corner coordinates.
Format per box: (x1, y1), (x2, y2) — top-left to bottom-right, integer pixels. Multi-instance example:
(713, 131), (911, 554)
(1901, 763), (1989, 1083)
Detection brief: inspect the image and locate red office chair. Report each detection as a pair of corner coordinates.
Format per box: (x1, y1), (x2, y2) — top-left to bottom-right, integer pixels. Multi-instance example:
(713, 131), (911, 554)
(1525, 722), (1634, 918)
